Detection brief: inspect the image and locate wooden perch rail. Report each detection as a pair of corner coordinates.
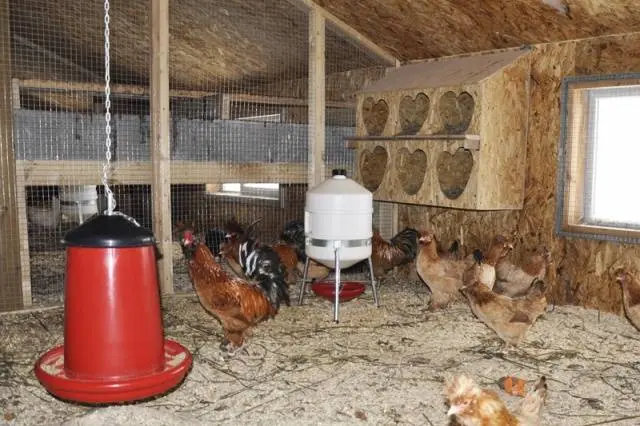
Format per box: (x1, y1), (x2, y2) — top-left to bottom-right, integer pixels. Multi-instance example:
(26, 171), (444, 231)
(345, 134), (481, 150)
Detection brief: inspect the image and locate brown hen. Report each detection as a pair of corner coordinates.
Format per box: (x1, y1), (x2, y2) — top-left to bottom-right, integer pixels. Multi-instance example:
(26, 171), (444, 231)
(494, 247), (552, 298)
(462, 235), (514, 289)
(460, 278), (547, 346)
(279, 219), (331, 282)
(615, 268), (640, 331)
(416, 229), (474, 309)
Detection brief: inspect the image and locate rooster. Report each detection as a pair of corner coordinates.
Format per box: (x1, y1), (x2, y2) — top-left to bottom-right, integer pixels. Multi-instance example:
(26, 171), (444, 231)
(174, 220), (226, 259)
(222, 218), (298, 288)
(615, 268), (640, 331)
(370, 227), (419, 279)
(445, 374), (547, 425)
(416, 229), (475, 309)
(221, 218), (263, 278)
(236, 237), (290, 308)
(460, 278), (547, 346)
(279, 219), (330, 282)
(180, 230), (289, 353)
(494, 247), (552, 298)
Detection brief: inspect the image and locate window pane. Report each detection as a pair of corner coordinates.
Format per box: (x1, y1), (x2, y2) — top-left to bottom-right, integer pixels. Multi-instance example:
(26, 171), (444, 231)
(222, 183), (241, 192)
(590, 94), (640, 225)
(243, 183), (279, 189)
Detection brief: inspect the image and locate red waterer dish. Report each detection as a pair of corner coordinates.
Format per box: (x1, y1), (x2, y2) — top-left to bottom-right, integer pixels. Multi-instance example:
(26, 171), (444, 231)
(34, 214), (192, 404)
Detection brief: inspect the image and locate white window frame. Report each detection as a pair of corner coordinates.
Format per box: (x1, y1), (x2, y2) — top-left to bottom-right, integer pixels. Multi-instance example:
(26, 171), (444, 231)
(556, 74), (640, 243)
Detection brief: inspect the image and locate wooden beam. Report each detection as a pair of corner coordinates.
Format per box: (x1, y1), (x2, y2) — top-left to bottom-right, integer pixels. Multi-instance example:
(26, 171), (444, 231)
(14, 166), (32, 308)
(0, 0), (24, 311)
(17, 78), (212, 99)
(220, 94), (231, 120)
(287, 0), (398, 66)
(15, 79), (354, 108)
(308, 9), (326, 187)
(13, 35), (99, 81)
(229, 93), (353, 109)
(11, 78), (20, 110)
(150, 0), (173, 295)
(15, 160), (309, 186)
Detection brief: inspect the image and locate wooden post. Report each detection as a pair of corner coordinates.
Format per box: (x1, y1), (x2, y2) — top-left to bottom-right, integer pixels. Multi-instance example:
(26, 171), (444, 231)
(308, 9), (326, 187)
(220, 94), (231, 120)
(150, 0), (173, 295)
(0, 0), (24, 311)
(286, 0), (397, 66)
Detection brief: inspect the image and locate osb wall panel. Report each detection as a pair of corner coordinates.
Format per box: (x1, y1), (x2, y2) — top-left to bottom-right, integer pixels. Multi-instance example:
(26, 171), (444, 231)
(398, 33), (640, 314)
(254, 66), (388, 102)
(476, 52), (531, 209)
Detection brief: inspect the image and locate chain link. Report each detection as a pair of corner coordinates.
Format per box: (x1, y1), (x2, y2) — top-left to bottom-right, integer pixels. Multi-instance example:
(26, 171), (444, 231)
(102, 0), (115, 215)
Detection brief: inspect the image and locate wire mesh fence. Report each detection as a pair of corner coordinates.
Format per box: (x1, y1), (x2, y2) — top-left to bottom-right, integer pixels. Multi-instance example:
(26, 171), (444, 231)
(0, 0), (392, 312)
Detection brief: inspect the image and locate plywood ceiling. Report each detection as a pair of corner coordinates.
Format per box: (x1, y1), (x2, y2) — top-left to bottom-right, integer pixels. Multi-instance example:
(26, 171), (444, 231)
(7, 0), (640, 91)
(9, 0), (382, 91)
(313, 0), (640, 61)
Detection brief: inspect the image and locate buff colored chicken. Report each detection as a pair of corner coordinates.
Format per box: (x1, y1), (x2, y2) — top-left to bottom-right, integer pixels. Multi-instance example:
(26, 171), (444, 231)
(460, 278), (548, 346)
(462, 235), (514, 289)
(615, 268), (640, 331)
(445, 374), (547, 425)
(416, 229), (474, 309)
(494, 247), (552, 298)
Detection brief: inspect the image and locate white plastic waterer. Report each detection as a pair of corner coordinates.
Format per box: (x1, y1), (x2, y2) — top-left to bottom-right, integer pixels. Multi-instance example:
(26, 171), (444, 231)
(299, 169), (378, 322)
(59, 185), (99, 225)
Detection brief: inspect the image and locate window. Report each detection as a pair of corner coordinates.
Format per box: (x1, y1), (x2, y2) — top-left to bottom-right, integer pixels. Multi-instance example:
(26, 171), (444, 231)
(206, 183), (280, 200)
(556, 74), (640, 242)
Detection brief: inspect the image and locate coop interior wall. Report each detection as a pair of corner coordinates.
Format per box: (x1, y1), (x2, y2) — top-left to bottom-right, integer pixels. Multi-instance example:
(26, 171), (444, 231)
(398, 32), (640, 314)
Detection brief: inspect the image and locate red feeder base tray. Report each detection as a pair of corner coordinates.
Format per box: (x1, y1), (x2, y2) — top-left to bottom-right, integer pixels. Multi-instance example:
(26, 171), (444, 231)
(311, 281), (366, 302)
(34, 339), (192, 404)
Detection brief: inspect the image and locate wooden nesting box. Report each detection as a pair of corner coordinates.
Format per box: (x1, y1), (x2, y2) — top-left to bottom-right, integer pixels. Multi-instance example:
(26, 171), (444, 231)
(351, 48), (532, 210)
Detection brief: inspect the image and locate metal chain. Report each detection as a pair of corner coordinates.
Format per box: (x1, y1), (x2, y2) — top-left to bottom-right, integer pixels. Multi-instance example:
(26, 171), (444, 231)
(102, 0), (115, 215)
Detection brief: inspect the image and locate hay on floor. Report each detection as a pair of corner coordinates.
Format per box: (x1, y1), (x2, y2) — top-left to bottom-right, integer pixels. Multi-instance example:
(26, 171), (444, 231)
(1, 278), (640, 425)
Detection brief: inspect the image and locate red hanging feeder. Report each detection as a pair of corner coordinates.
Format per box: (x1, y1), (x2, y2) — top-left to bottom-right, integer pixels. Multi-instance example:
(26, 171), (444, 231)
(34, 214), (192, 404)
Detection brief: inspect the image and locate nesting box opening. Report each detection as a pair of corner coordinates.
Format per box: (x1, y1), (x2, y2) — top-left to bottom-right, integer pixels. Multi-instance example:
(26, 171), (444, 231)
(361, 97), (389, 136)
(437, 148), (474, 199)
(396, 147), (427, 195)
(438, 91), (475, 134)
(359, 145), (388, 192)
(398, 92), (430, 135)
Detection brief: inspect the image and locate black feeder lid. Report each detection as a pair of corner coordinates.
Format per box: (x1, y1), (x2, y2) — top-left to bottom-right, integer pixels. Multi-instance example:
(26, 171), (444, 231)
(64, 214), (156, 248)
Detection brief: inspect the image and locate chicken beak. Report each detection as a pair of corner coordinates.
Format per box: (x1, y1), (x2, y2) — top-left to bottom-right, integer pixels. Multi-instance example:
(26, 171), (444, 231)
(447, 404), (461, 417)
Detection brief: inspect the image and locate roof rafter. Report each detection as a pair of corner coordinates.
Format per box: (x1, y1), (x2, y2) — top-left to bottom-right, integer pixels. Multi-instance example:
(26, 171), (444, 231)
(286, 0), (399, 66)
